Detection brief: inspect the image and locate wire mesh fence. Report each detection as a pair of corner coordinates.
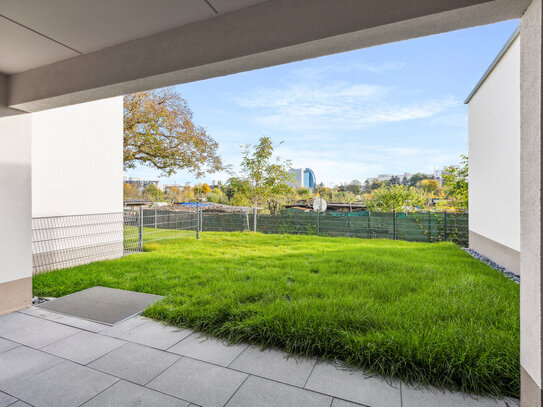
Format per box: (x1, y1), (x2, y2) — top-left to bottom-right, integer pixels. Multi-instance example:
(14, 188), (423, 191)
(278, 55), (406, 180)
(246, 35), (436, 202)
(200, 210), (468, 246)
(31, 208), (467, 274)
(32, 209), (199, 273)
(32, 213), (125, 274)
(123, 208), (198, 252)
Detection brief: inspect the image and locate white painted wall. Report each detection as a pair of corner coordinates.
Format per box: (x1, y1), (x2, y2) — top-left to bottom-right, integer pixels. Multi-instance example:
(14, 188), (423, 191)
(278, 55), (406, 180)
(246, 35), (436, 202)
(31, 97), (124, 269)
(32, 97), (123, 217)
(468, 34), (520, 252)
(0, 114), (32, 284)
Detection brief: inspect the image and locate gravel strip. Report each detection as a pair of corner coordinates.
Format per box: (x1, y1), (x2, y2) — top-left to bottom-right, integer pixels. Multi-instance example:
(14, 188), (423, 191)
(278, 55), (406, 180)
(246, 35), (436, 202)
(462, 248), (520, 283)
(32, 296), (49, 305)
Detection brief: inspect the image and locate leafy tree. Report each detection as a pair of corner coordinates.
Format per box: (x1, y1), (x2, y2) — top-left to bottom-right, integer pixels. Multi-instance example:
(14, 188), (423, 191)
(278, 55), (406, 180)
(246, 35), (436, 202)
(345, 180), (362, 194)
(364, 185), (427, 212)
(389, 175), (401, 185)
(408, 172), (430, 187)
(206, 188), (227, 204)
(369, 179), (385, 191)
(297, 187), (311, 199)
(123, 183), (140, 199)
(165, 186), (182, 202)
(442, 155), (468, 210)
(401, 175), (409, 186)
(143, 184), (163, 202)
(223, 183), (236, 202)
(334, 191), (358, 203)
(181, 186), (195, 201)
(418, 179), (442, 196)
(317, 186), (334, 201)
(229, 137), (294, 228)
(193, 183), (211, 195)
(124, 88), (224, 177)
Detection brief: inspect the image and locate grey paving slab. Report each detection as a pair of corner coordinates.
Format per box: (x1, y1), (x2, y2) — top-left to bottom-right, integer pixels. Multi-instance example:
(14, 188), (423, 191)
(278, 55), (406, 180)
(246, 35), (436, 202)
(0, 391), (17, 407)
(99, 315), (148, 338)
(332, 399), (365, 407)
(8, 360), (118, 407)
(0, 338), (19, 354)
(1, 317), (81, 349)
(402, 385), (507, 407)
(81, 380), (189, 407)
(229, 345), (316, 387)
(148, 357), (247, 407)
(305, 362), (401, 407)
(112, 319), (192, 350)
(168, 333), (248, 366)
(41, 331), (126, 365)
(0, 347), (62, 390)
(38, 286), (164, 325)
(8, 402), (32, 407)
(226, 375), (332, 407)
(89, 342), (179, 385)
(0, 313), (41, 336)
(505, 398), (520, 407)
(18, 308), (109, 332)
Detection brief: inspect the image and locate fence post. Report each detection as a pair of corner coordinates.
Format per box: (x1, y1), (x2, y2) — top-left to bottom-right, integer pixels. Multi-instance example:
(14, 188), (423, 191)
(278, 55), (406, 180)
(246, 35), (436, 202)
(443, 211), (447, 241)
(154, 208), (157, 229)
(200, 207), (203, 232)
(138, 207), (143, 251)
(253, 207), (257, 233)
(428, 211), (432, 242)
(317, 210), (320, 235)
(392, 210), (396, 240)
(240, 212), (244, 233)
(196, 207), (200, 239)
(367, 211), (371, 238)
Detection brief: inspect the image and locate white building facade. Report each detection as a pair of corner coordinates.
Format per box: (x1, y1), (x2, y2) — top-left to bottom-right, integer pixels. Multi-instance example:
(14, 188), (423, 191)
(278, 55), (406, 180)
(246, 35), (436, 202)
(31, 97), (124, 273)
(466, 29), (520, 275)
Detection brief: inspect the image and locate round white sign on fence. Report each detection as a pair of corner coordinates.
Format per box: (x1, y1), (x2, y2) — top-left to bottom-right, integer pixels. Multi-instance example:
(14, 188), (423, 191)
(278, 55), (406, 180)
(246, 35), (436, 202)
(313, 197), (327, 212)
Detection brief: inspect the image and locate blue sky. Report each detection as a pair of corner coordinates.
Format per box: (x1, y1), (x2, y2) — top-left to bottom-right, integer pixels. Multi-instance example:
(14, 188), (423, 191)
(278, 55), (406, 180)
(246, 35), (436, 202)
(125, 19), (519, 187)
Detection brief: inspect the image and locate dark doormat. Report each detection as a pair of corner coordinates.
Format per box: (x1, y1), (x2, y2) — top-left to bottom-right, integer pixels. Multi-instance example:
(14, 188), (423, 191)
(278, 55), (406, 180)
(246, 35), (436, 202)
(37, 286), (164, 325)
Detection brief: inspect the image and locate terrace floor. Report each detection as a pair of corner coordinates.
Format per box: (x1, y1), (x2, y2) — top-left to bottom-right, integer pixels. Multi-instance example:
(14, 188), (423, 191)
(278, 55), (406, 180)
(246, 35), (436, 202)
(0, 306), (519, 407)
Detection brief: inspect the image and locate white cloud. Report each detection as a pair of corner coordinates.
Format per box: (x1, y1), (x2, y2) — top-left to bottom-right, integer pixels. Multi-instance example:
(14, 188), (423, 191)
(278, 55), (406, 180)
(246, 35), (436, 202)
(235, 82), (460, 131)
(292, 61), (407, 79)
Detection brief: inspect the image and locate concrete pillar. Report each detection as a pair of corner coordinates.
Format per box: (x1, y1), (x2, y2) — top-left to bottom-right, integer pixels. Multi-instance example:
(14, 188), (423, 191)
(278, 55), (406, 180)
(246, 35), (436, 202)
(521, 0), (543, 405)
(0, 114), (32, 315)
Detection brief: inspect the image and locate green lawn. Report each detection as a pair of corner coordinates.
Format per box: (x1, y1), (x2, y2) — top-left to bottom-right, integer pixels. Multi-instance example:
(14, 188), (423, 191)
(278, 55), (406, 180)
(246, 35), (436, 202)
(33, 232), (520, 398)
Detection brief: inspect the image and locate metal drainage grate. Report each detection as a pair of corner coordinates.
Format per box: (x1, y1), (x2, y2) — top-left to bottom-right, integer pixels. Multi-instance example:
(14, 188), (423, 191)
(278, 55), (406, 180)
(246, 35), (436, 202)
(38, 286), (164, 325)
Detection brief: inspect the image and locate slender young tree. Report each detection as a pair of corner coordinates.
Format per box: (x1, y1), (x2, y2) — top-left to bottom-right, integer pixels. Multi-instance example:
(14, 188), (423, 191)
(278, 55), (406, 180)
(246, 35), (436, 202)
(228, 137), (293, 231)
(442, 154), (468, 210)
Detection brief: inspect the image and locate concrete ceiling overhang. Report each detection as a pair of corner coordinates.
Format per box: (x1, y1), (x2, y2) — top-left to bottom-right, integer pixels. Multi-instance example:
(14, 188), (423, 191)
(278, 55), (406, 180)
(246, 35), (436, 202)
(0, 0), (531, 116)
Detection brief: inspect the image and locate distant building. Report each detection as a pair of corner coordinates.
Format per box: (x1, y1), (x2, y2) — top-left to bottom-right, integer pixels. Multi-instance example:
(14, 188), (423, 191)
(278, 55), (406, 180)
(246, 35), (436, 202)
(123, 178), (161, 191)
(365, 171), (456, 186)
(123, 177), (143, 190)
(289, 168), (316, 189)
(377, 174), (394, 182)
(142, 180), (161, 190)
(162, 184), (181, 193)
